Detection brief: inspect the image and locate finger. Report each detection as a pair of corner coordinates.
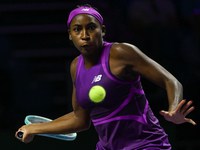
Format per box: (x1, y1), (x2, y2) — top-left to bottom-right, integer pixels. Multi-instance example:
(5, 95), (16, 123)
(185, 118), (197, 126)
(180, 100), (193, 114)
(23, 135), (34, 144)
(15, 131), (18, 138)
(159, 110), (168, 116)
(183, 106), (195, 116)
(175, 99), (186, 112)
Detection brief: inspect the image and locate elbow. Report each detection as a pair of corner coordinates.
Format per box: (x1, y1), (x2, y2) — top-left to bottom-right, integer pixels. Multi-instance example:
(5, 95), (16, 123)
(81, 120), (91, 131)
(75, 119), (91, 132)
(177, 80), (183, 90)
(173, 78), (183, 90)
(72, 111), (91, 132)
(166, 76), (183, 91)
(177, 81), (183, 95)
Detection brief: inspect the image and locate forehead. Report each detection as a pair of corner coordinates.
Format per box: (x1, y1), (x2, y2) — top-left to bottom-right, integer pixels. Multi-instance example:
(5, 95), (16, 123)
(70, 14), (100, 26)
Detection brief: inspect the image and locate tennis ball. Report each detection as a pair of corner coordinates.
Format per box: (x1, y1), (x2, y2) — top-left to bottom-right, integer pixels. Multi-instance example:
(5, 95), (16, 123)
(89, 85), (106, 103)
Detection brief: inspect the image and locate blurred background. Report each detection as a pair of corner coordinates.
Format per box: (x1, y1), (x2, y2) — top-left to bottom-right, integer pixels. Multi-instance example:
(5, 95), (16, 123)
(0, 0), (199, 149)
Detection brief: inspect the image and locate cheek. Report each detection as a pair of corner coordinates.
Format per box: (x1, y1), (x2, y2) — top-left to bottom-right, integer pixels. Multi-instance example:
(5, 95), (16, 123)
(72, 40), (79, 49)
(94, 32), (103, 44)
(71, 34), (80, 45)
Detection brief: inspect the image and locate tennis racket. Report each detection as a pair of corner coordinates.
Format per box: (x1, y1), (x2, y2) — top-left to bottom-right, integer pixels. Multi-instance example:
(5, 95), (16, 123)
(17, 115), (77, 141)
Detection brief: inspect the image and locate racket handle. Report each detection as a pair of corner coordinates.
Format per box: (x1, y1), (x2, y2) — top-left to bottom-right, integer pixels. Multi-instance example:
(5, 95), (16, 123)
(17, 131), (24, 139)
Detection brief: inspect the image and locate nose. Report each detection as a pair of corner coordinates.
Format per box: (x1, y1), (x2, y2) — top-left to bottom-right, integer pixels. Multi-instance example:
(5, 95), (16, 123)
(81, 29), (90, 40)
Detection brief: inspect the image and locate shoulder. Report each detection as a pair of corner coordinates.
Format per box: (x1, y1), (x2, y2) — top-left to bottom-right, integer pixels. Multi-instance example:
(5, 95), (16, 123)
(109, 42), (153, 73)
(108, 42), (147, 80)
(70, 56), (79, 83)
(110, 42), (144, 61)
(111, 42), (138, 51)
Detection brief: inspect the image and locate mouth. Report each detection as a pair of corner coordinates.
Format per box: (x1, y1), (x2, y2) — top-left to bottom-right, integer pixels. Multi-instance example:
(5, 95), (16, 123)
(80, 44), (92, 50)
(81, 44), (90, 47)
(81, 45), (89, 47)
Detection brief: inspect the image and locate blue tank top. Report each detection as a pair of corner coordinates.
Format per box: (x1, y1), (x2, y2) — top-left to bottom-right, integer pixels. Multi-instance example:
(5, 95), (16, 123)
(75, 41), (171, 150)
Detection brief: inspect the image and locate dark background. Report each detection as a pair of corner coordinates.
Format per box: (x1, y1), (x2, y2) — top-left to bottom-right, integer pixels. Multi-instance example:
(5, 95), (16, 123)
(0, 0), (199, 149)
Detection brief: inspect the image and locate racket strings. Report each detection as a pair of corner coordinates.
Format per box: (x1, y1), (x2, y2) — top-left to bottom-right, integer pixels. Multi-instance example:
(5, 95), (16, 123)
(29, 118), (49, 124)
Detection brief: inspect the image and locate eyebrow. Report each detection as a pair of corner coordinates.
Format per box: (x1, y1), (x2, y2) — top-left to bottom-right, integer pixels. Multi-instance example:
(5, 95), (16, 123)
(87, 22), (96, 26)
(72, 24), (81, 27)
(72, 22), (97, 27)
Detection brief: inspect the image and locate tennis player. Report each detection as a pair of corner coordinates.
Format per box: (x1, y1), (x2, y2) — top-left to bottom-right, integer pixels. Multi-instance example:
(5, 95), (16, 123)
(15, 4), (196, 149)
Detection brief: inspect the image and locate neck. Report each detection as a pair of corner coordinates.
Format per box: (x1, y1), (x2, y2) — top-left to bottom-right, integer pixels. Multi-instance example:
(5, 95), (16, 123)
(82, 43), (104, 69)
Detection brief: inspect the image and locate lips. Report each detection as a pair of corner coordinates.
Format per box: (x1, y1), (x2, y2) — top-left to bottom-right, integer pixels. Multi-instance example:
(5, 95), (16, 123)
(80, 43), (94, 51)
(81, 43), (90, 47)
(80, 43), (92, 50)
(81, 45), (89, 47)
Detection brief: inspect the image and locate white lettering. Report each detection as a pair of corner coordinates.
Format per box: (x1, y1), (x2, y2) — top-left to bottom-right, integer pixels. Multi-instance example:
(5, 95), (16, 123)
(91, 75), (102, 84)
(81, 8), (89, 11)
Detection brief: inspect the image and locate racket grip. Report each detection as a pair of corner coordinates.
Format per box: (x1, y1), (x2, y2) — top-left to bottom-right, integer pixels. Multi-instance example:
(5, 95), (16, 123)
(17, 131), (24, 139)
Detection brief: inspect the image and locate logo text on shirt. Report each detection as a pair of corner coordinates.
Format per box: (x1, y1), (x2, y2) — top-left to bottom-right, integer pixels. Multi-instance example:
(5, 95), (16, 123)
(92, 75), (102, 84)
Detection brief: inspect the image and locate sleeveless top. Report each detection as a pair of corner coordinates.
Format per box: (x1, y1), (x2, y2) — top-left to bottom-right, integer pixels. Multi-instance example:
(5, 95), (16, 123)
(75, 41), (171, 150)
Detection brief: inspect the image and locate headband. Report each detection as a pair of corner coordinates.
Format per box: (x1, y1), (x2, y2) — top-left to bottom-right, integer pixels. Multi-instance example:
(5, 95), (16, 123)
(67, 6), (103, 28)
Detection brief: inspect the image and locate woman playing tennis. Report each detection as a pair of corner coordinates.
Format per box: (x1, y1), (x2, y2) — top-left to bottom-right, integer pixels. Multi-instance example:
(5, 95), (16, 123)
(15, 4), (196, 149)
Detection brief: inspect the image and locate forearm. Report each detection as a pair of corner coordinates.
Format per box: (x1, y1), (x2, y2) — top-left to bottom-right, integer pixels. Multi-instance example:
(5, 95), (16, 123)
(165, 78), (183, 111)
(160, 78), (196, 125)
(27, 111), (90, 135)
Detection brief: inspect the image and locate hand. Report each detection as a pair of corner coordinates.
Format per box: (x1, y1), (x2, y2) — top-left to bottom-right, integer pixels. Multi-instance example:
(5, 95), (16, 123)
(15, 125), (35, 143)
(159, 99), (196, 125)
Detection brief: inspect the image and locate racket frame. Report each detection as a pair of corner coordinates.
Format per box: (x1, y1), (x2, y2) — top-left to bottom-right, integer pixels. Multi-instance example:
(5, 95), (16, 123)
(17, 115), (77, 141)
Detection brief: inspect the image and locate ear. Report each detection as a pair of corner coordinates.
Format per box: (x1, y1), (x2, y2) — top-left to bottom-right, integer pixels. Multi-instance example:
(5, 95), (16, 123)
(101, 25), (106, 37)
(68, 29), (72, 40)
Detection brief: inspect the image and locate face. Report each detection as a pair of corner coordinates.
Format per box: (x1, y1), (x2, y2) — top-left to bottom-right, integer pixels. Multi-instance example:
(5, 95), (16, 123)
(68, 14), (105, 55)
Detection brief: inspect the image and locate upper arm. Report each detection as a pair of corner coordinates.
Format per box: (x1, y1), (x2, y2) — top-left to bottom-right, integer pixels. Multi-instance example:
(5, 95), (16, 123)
(111, 43), (178, 89)
(70, 57), (91, 128)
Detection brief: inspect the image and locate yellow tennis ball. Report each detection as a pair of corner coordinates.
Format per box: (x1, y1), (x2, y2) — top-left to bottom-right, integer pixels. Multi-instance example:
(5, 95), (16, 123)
(89, 85), (106, 103)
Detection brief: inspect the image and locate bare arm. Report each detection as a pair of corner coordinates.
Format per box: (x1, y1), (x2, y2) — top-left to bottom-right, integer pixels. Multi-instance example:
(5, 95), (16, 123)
(110, 43), (195, 125)
(20, 86), (91, 135)
(16, 57), (91, 143)
(126, 44), (183, 111)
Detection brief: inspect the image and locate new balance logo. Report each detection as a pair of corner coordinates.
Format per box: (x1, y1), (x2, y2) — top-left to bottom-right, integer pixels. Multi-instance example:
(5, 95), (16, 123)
(92, 75), (102, 84)
(81, 8), (89, 11)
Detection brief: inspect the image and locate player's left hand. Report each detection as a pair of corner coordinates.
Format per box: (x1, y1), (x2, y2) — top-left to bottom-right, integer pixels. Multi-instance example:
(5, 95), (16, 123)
(159, 99), (196, 125)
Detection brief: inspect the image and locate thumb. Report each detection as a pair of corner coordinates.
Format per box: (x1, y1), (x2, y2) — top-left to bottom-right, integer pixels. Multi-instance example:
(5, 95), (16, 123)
(159, 110), (168, 116)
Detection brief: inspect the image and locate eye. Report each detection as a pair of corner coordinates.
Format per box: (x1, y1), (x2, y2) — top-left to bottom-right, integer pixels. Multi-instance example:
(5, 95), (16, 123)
(72, 25), (81, 32)
(73, 27), (80, 32)
(89, 26), (96, 30)
(88, 25), (96, 30)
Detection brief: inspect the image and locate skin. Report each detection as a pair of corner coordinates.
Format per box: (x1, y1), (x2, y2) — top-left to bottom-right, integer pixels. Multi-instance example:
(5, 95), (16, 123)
(15, 13), (196, 143)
